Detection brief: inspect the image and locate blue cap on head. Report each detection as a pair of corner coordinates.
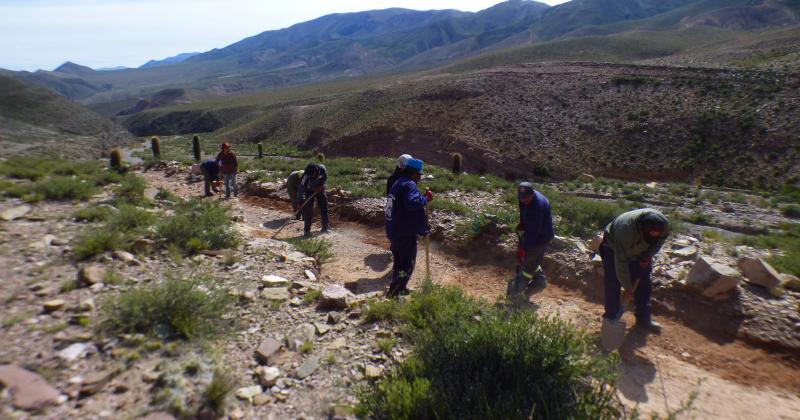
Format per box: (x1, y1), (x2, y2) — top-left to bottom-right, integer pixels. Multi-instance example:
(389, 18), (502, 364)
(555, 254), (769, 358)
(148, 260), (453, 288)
(406, 158), (424, 173)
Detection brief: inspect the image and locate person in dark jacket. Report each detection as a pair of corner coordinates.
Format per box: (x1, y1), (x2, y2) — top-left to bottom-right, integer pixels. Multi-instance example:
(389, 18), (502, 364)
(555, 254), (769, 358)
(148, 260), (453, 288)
(200, 159), (221, 197)
(385, 158), (433, 298)
(386, 154), (413, 196)
(216, 143), (239, 198)
(509, 182), (555, 299)
(297, 162), (329, 237)
(601, 208), (669, 334)
(287, 170), (304, 220)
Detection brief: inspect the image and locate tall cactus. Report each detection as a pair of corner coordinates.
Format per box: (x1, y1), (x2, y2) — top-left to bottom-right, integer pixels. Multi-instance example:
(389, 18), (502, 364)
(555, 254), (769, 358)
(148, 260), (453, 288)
(317, 152), (325, 162)
(452, 152), (462, 175)
(257, 143), (264, 159)
(109, 148), (122, 171)
(192, 135), (201, 162)
(151, 136), (161, 159)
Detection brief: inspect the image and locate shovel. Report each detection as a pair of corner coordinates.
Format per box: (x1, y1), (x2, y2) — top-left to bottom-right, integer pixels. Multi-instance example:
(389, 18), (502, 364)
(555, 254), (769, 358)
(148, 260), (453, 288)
(424, 205), (431, 280)
(271, 191), (318, 239)
(600, 278), (640, 352)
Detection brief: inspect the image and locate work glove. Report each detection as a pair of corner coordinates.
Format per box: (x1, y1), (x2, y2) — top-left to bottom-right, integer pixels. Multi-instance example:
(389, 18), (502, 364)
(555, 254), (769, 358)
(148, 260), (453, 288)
(424, 188), (434, 202)
(314, 187), (324, 194)
(517, 247), (526, 265)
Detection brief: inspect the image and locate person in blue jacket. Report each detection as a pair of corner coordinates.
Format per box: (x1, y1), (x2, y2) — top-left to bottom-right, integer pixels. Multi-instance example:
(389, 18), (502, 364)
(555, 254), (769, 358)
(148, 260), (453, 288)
(510, 181), (555, 298)
(200, 159), (221, 197)
(385, 158), (433, 298)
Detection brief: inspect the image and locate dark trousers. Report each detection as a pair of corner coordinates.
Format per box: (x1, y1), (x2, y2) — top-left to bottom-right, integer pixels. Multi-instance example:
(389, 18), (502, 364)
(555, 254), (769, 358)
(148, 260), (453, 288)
(388, 236), (417, 295)
(601, 243), (653, 323)
(202, 168), (217, 195)
(301, 191), (329, 233)
(518, 243), (548, 282)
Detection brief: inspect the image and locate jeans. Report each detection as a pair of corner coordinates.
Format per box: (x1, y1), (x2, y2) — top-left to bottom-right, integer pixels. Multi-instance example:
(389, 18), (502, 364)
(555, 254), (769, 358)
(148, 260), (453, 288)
(224, 173), (239, 197)
(301, 190), (329, 233)
(601, 242), (653, 323)
(388, 236), (417, 296)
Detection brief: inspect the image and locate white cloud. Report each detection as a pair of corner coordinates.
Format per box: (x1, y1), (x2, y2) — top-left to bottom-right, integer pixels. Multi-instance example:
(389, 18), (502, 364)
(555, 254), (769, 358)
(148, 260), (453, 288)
(0, 0), (571, 71)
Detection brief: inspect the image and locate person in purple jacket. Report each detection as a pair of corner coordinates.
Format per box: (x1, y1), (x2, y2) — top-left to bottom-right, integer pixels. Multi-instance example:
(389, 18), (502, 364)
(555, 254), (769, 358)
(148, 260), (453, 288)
(385, 158), (433, 298)
(509, 181), (555, 299)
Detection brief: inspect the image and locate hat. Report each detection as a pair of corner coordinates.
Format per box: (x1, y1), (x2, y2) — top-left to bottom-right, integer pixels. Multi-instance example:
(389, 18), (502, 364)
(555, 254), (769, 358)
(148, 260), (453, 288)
(518, 181), (534, 195)
(406, 158), (424, 173)
(397, 154), (413, 169)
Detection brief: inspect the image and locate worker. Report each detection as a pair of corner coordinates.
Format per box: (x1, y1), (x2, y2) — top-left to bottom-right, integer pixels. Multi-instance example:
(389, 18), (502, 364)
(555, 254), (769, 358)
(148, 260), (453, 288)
(387, 154), (413, 196)
(385, 158), (433, 298)
(200, 159), (221, 197)
(601, 208), (669, 334)
(286, 170), (304, 220)
(298, 162), (329, 237)
(510, 182), (554, 299)
(216, 143), (239, 198)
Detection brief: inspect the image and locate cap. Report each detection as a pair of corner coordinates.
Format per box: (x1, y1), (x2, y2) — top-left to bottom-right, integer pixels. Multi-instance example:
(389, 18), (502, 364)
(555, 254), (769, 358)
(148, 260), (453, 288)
(406, 158), (424, 173)
(397, 154), (413, 169)
(518, 181), (534, 194)
(640, 212), (668, 234)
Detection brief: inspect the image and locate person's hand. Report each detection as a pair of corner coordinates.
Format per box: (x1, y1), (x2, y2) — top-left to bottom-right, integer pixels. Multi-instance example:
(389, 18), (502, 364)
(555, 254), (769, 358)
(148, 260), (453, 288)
(517, 247), (526, 264)
(424, 188), (433, 202)
(623, 290), (634, 303)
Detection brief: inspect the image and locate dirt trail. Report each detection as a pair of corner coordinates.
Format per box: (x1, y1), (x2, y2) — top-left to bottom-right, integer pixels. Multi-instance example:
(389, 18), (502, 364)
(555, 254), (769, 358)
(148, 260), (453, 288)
(144, 170), (800, 419)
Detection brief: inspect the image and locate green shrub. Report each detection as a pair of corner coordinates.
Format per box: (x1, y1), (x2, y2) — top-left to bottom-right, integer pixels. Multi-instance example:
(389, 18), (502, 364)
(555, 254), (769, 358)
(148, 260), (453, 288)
(110, 149), (123, 171)
(33, 176), (97, 201)
(687, 210), (713, 225)
(192, 135), (202, 162)
(317, 152), (326, 162)
(257, 143), (264, 159)
(101, 272), (233, 339)
(201, 368), (236, 416)
(113, 174), (148, 205)
(287, 237), (335, 267)
(73, 226), (125, 260)
(73, 205), (115, 222)
(781, 204), (800, 219)
(356, 281), (621, 419)
(108, 204), (156, 232)
(151, 137), (161, 159)
(550, 191), (629, 238)
(363, 299), (402, 323)
(156, 199), (240, 253)
(451, 153), (462, 175)
(736, 223), (800, 276)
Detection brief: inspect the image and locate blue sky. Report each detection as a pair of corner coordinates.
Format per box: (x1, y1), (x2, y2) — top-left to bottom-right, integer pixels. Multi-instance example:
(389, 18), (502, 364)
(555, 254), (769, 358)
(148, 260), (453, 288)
(0, 0), (569, 71)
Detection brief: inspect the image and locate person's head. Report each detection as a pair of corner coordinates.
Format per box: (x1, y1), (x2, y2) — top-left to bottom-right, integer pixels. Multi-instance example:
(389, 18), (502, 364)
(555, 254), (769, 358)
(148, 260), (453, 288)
(639, 212), (668, 242)
(221, 143), (231, 152)
(397, 154), (413, 170)
(305, 163), (320, 178)
(404, 158), (424, 183)
(518, 181), (536, 205)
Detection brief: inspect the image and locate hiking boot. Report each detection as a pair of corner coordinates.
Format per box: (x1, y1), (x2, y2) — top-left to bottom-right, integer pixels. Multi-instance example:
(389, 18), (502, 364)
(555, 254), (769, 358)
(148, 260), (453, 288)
(399, 288), (412, 296)
(635, 320), (663, 334)
(204, 193), (214, 197)
(303, 231), (312, 239)
(320, 227), (329, 234)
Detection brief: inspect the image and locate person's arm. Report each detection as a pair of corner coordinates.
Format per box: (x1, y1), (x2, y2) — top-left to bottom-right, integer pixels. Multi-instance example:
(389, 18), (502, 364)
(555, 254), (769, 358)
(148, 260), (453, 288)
(404, 184), (428, 212)
(233, 154), (239, 172)
(611, 222), (636, 290)
(310, 166), (328, 191)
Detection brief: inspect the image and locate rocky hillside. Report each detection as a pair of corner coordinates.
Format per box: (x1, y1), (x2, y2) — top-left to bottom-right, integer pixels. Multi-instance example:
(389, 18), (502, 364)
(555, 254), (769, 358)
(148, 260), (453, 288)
(125, 62), (800, 189)
(0, 75), (130, 158)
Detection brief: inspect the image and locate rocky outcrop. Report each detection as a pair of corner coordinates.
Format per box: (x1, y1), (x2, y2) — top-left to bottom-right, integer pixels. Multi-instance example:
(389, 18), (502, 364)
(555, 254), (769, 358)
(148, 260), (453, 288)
(687, 256), (743, 299)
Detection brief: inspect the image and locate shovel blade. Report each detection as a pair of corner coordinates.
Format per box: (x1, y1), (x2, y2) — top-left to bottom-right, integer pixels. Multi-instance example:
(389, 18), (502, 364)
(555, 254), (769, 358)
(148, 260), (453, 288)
(600, 317), (627, 352)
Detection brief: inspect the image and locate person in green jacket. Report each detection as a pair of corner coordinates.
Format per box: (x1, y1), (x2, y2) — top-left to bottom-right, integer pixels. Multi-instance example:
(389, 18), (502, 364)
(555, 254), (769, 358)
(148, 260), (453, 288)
(601, 208), (669, 334)
(286, 170), (304, 220)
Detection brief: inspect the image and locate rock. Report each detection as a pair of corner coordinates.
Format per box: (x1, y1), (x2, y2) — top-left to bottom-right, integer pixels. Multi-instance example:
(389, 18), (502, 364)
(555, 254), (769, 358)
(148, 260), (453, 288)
(78, 265), (106, 286)
(738, 257), (782, 290)
(295, 356), (320, 379)
(591, 254), (603, 267)
(79, 367), (119, 396)
(112, 251), (135, 263)
(348, 307), (363, 319)
(0, 365), (61, 410)
(687, 257), (743, 299)
(132, 238), (154, 254)
(669, 246), (698, 259)
(365, 365), (382, 379)
(255, 338), (282, 365)
(255, 366), (281, 387)
(327, 312), (343, 324)
(43, 299), (66, 313)
(253, 394), (272, 406)
(314, 322), (330, 335)
(285, 324), (315, 351)
(780, 274), (800, 291)
(261, 288), (289, 302)
(261, 275), (290, 288)
(139, 412), (177, 420)
(587, 233), (604, 253)
(229, 408), (245, 419)
(304, 270), (317, 282)
(290, 297), (303, 307)
(89, 283), (105, 293)
(143, 187), (159, 201)
(329, 337), (347, 350)
(142, 371), (160, 383)
(1, 205), (32, 221)
(42, 234), (57, 246)
(78, 298), (96, 312)
(235, 385), (262, 401)
(57, 343), (90, 362)
(318, 285), (353, 310)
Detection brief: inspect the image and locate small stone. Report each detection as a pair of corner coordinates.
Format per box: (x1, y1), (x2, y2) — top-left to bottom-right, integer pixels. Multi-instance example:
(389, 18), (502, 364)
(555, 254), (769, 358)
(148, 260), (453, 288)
(304, 270), (317, 282)
(681, 352), (691, 358)
(669, 246), (698, 259)
(314, 322), (330, 335)
(587, 232), (604, 253)
(780, 274), (800, 291)
(57, 343), (90, 362)
(79, 368), (118, 396)
(261, 275), (291, 288)
(235, 385), (262, 400)
(329, 337), (347, 350)
(365, 365), (382, 379)
(78, 265), (106, 286)
(0, 364), (61, 410)
(89, 283), (105, 292)
(132, 238), (154, 254)
(43, 299), (66, 313)
(255, 366), (281, 387)
(290, 297), (303, 307)
(78, 298), (96, 312)
(295, 356), (320, 379)
(112, 251), (135, 263)
(229, 408), (245, 419)
(348, 307), (363, 319)
(253, 393), (272, 406)
(327, 312), (343, 324)
(285, 324), (315, 351)
(1, 205), (32, 221)
(591, 254), (602, 267)
(255, 338), (283, 365)
(318, 285), (353, 310)
(142, 371), (160, 383)
(261, 287), (289, 302)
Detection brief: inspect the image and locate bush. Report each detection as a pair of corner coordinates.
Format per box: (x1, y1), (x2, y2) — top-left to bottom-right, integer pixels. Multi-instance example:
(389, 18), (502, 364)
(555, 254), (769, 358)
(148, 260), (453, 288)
(363, 299), (402, 323)
(156, 199), (240, 253)
(73, 205), (115, 222)
(781, 204), (800, 219)
(550, 191), (629, 238)
(113, 174), (148, 205)
(201, 368), (236, 416)
(356, 281), (621, 419)
(287, 237), (335, 267)
(101, 272), (233, 339)
(73, 226), (125, 260)
(33, 176), (97, 201)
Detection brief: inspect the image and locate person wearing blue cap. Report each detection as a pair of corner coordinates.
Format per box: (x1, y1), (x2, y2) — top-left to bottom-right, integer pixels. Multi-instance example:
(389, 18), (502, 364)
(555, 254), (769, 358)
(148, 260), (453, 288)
(385, 158), (433, 298)
(509, 181), (554, 300)
(387, 154), (413, 196)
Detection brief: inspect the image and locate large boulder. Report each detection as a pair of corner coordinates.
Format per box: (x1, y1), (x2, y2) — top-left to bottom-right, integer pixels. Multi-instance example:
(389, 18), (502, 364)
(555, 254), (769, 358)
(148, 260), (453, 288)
(687, 256), (743, 299)
(1, 205), (32, 221)
(737, 257), (782, 290)
(0, 365), (61, 410)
